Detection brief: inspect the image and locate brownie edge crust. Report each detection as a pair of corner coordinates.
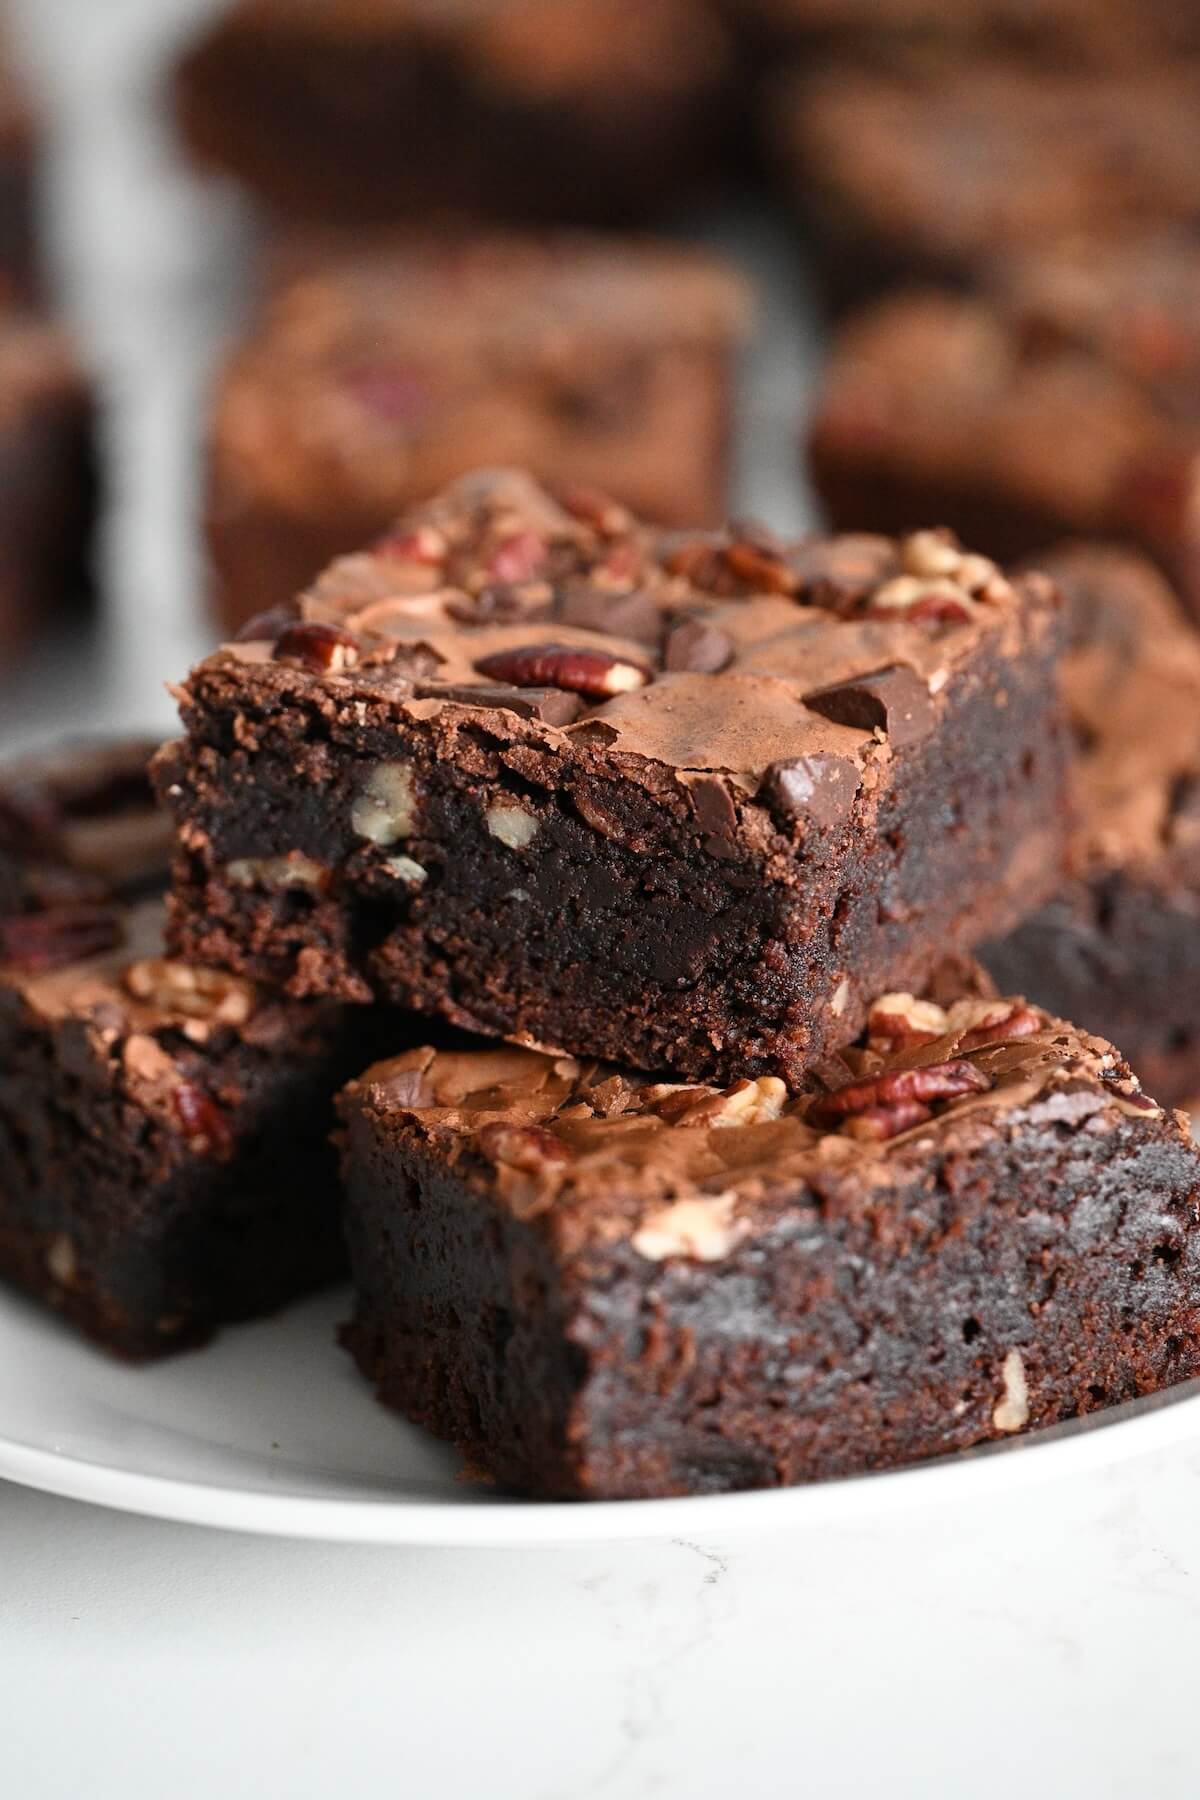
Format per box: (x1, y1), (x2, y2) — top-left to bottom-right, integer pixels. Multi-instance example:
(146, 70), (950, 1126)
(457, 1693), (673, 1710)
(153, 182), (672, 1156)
(337, 984), (1200, 1501)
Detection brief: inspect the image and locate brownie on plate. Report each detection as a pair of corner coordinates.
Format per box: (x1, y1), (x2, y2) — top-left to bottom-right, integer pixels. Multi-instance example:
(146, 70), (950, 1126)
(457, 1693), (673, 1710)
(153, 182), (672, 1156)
(808, 283), (1200, 621)
(173, 0), (733, 227)
(337, 970), (1200, 1498)
(154, 469), (1068, 1090)
(982, 544), (1200, 1110)
(206, 234), (751, 632)
(0, 741), (376, 1359)
(0, 298), (94, 660)
(771, 64), (1200, 301)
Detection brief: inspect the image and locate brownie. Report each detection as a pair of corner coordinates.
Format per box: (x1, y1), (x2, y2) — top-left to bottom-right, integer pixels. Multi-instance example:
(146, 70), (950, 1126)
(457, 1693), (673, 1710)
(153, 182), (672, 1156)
(733, 0), (1196, 65)
(771, 64), (1200, 302)
(982, 544), (1200, 1110)
(154, 468), (1068, 1090)
(173, 0), (733, 228)
(808, 285), (1200, 621)
(0, 31), (34, 295)
(337, 971), (1200, 1499)
(0, 741), (378, 1359)
(0, 299), (94, 660)
(206, 234), (752, 633)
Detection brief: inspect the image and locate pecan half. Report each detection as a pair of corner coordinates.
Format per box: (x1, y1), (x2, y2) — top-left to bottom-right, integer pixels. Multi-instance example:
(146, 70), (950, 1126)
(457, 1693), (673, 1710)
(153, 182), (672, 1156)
(954, 1003), (1043, 1051)
(866, 993), (950, 1052)
(474, 642), (650, 699)
(273, 621), (361, 673)
(813, 1059), (991, 1127)
(841, 1099), (934, 1141)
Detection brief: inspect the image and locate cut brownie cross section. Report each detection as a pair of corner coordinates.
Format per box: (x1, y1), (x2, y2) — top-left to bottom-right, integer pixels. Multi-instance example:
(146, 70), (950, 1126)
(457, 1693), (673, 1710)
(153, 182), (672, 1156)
(982, 544), (1200, 1109)
(206, 232), (751, 632)
(337, 971), (1200, 1499)
(155, 468), (1068, 1089)
(0, 741), (381, 1358)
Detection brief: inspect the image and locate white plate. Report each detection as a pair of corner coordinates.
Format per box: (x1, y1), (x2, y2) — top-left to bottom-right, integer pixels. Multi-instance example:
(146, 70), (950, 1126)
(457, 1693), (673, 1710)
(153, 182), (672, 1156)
(3, 1285), (1200, 1545)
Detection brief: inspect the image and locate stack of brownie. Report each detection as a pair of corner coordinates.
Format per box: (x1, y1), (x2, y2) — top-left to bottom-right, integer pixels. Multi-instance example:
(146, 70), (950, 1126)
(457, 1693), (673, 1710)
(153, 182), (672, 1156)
(0, 462), (1175, 1503)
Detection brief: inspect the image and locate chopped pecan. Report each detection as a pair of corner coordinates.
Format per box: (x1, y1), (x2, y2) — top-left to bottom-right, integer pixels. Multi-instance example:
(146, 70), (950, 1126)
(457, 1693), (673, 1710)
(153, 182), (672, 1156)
(865, 577), (976, 625)
(1, 905), (123, 971)
(123, 958), (255, 1026)
(841, 1100), (934, 1141)
(474, 642), (650, 699)
(173, 1081), (234, 1156)
(273, 621), (361, 673)
(477, 1122), (570, 1173)
(866, 993), (950, 1052)
(485, 531), (547, 585)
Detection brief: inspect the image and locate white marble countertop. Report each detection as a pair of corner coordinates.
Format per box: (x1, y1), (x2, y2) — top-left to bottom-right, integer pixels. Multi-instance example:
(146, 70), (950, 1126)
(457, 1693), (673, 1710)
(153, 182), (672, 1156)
(4, 6), (1200, 1796)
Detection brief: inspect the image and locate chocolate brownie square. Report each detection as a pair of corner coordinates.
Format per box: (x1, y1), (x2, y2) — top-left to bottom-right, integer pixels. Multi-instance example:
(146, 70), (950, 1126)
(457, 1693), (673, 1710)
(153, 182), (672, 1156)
(808, 281), (1200, 621)
(337, 972), (1200, 1498)
(771, 64), (1200, 301)
(155, 468), (1068, 1089)
(982, 543), (1200, 1109)
(206, 234), (751, 633)
(0, 741), (377, 1359)
(0, 298), (94, 659)
(173, 0), (733, 227)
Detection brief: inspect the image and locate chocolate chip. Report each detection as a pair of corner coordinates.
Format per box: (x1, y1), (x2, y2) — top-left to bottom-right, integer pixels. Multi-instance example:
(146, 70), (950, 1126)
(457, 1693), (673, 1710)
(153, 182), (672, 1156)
(664, 619), (734, 674)
(559, 584), (663, 646)
(418, 682), (584, 725)
(803, 665), (934, 749)
(690, 777), (739, 860)
(759, 754), (861, 829)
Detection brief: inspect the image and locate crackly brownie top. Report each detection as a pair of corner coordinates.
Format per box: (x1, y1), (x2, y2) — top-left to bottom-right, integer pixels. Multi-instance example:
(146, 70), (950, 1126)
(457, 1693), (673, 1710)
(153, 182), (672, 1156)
(0, 737), (168, 929)
(1033, 543), (1200, 879)
(782, 65), (1200, 262)
(347, 972), (1167, 1259)
(216, 237), (750, 505)
(203, 468), (1056, 819)
(201, 0), (729, 92)
(812, 290), (1186, 530)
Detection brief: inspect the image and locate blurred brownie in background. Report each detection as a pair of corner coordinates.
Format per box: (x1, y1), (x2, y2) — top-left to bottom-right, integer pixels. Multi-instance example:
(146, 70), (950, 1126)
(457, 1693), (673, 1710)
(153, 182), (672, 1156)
(981, 544), (1200, 1110)
(0, 30), (35, 296)
(0, 739), (380, 1359)
(807, 276), (1200, 621)
(0, 299), (93, 662)
(771, 64), (1200, 302)
(732, 0), (1197, 66)
(173, 0), (734, 228)
(205, 234), (751, 631)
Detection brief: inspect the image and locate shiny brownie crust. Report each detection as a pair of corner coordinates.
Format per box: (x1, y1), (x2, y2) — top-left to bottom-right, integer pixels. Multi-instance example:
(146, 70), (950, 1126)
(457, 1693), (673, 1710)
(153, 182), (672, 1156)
(156, 470), (1069, 1089)
(337, 989), (1200, 1499)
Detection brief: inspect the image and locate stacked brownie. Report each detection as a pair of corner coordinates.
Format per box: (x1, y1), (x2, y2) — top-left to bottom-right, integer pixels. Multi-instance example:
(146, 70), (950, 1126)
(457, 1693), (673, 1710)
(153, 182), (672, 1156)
(137, 466), (1200, 1498)
(206, 234), (751, 632)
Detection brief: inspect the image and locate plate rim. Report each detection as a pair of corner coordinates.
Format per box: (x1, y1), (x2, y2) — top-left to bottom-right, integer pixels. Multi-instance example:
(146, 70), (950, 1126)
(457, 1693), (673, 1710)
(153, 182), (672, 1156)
(3, 1379), (1199, 1545)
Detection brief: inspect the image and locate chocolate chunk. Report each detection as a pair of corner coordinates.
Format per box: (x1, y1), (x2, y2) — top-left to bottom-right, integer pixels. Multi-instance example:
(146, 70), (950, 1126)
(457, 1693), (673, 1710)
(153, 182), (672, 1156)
(664, 618), (734, 674)
(418, 683), (584, 726)
(759, 755), (861, 829)
(558, 584), (662, 646)
(803, 665), (935, 749)
(690, 777), (739, 860)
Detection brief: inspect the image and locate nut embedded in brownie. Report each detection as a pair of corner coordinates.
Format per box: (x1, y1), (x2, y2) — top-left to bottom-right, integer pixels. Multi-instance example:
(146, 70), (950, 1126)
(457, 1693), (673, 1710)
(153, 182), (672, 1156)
(0, 740), (384, 1359)
(206, 233), (752, 632)
(154, 468), (1069, 1090)
(808, 281), (1200, 621)
(771, 63), (1200, 302)
(173, 0), (735, 227)
(981, 543), (1200, 1109)
(337, 971), (1200, 1499)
